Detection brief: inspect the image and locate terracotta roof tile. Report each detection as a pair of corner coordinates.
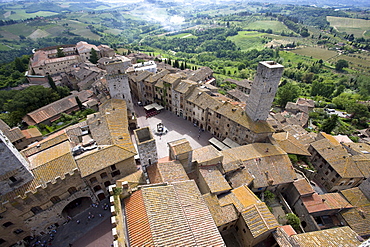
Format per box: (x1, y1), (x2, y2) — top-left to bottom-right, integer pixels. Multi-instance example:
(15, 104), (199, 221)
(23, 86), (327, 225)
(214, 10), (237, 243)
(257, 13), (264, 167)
(168, 138), (192, 156)
(88, 99), (136, 154)
(310, 138), (363, 178)
(24, 90), (93, 125)
(157, 161), (189, 182)
(271, 132), (311, 156)
(22, 133), (69, 157)
(125, 181), (225, 246)
(290, 226), (361, 246)
(192, 145), (223, 164)
(341, 187), (370, 207)
(241, 203), (279, 238)
(341, 206), (370, 238)
(76, 145), (136, 177)
(302, 193), (353, 214)
(293, 178), (315, 196)
(222, 144), (296, 188)
(199, 166), (232, 194)
(124, 190), (154, 246)
(203, 193), (238, 227)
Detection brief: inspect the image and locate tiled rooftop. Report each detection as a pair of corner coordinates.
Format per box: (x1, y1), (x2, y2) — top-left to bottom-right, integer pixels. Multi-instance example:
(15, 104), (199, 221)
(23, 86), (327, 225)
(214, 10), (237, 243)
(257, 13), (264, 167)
(192, 145), (223, 164)
(290, 226), (361, 246)
(75, 145), (135, 177)
(203, 193), (238, 227)
(88, 99), (136, 154)
(24, 90), (93, 125)
(156, 161), (189, 183)
(271, 132), (311, 156)
(124, 180), (225, 246)
(222, 143), (296, 188)
(168, 138), (193, 156)
(302, 192), (353, 214)
(27, 141), (72, 169)
(293, 178), (315, 196)
(241, 203), (279, 238)
(199, 166), (232, 194)
(310, 137), (364, 178)
(22, 132), (69, 157)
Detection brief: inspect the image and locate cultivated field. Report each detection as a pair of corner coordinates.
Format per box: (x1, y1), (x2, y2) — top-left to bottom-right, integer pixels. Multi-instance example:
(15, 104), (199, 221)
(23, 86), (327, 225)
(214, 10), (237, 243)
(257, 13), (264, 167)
(327, 16), (370, 38)
(290, 47), (338, 61)
(228, 31), (267, 51)
(244, 20), (291, 33)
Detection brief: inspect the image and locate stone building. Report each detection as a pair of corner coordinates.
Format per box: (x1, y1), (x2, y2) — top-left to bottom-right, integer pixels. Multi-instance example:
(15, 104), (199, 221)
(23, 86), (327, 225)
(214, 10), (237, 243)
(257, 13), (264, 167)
(134, 127), (158, 168)
(308, 133), (366, 192)
(0, 99), (137, 246)
(105, 56), (134, 113)
(246, 61), (284, 122)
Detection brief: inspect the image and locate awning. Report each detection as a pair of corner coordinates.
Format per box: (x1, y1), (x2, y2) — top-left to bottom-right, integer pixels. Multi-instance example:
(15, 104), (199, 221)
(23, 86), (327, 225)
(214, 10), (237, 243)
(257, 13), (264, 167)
(144, 103), (156, 111)
(153, 103), (164, 111)
(209, 137), (229, 151)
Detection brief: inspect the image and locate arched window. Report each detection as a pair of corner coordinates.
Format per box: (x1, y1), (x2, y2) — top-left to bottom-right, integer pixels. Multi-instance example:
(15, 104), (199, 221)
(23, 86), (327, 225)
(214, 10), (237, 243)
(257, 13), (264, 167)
(3, 221), (13, 227)
(31, 206), (42, 215)
(94, 185), (102, 192)
(68, 187), (77, 195)
(50, 196), (61, 204)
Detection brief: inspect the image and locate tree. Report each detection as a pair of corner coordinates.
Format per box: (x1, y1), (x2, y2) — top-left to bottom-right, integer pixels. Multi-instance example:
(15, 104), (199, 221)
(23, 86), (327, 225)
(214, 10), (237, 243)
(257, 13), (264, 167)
(335, 59), (349, 71)
(48, 74), (57, 92)
(321, 114), (338, 134)
(57, 47), (65, 58)
(89, 48), (99, 64)
(276, 82), (300, 108)
(14, 57), (25, 72)
(346, 102), (370, 119)
(286, 213), (301, 231)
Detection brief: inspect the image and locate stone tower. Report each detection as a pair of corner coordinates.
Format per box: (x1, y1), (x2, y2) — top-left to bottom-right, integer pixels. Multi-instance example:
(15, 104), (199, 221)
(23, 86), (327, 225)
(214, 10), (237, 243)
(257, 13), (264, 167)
(106, 56), (134, 113)
(134, 127), (158, 168)
(0, 130), (34, 195)
(246, 61), (284, 121)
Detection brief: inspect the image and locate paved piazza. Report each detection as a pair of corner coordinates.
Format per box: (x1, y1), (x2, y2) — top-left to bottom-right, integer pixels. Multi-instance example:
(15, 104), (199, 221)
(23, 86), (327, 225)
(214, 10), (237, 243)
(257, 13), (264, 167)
(132, 104), (213, 158)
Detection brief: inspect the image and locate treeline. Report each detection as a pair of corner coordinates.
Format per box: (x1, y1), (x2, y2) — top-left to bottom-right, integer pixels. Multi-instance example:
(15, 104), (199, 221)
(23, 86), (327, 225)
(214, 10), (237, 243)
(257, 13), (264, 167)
(0, 85), (70, 127)
(143, 28), (239, 53)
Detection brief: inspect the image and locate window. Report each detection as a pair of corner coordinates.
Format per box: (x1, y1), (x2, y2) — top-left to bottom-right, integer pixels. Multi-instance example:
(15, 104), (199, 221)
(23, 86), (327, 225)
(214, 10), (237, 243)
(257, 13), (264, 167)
(0, 239), (5, 244)
(31, 206), (42, 215)
(243, 229), (246, 233)
(90, 177), (98, 184)
(331, 178), (336, 183)
(13, 229), (24, 235)
(100, 172), (108, 179)
(50, 196), (61, 204)
(335, 173), (340, 178)
(325, 171), (329, 175)
(222, 226), (227, 231)
(111, 165), (117, 171)
(93, 185), (102, 192)
(111, 170), (121, 177)
(235, 226), (239, 232)
(3, 222), (13, 227)
(68, 187), (77, 195)
(9, 176), (17, 183)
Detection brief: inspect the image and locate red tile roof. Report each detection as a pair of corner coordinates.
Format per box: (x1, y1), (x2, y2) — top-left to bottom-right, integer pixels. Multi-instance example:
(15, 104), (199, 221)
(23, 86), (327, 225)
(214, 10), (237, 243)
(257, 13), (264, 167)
(124, 190), (154, 246)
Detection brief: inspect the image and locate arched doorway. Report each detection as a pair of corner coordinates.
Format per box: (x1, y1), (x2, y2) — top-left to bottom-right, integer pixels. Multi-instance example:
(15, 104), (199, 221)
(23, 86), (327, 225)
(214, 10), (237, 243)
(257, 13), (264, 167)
(62, 197), (92, 218)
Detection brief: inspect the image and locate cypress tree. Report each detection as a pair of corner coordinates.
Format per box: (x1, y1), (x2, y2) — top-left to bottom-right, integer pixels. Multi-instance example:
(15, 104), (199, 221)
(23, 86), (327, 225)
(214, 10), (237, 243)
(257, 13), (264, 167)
(47, 74), (57, 92)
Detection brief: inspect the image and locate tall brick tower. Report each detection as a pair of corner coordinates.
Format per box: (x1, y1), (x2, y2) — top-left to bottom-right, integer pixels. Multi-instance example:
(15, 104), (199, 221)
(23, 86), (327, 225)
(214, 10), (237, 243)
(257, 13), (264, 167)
(246, 61), (284, 121)
(0, 130), (34, 195)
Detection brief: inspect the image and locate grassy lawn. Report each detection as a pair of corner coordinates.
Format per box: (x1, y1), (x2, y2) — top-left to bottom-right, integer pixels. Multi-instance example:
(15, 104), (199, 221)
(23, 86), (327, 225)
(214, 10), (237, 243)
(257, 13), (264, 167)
(289, 47), (337, 61)
(228, 31), (268, 51)
(327, 16), (370, 38)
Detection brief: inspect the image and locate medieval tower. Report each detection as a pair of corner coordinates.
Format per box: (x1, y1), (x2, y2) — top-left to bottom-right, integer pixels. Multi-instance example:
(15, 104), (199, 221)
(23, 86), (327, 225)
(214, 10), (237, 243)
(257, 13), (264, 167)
(134, 127), (158, 168)
(106, 57), (134, 113)
(0, 130), (34, 195)
(245, 61), (284, 122)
